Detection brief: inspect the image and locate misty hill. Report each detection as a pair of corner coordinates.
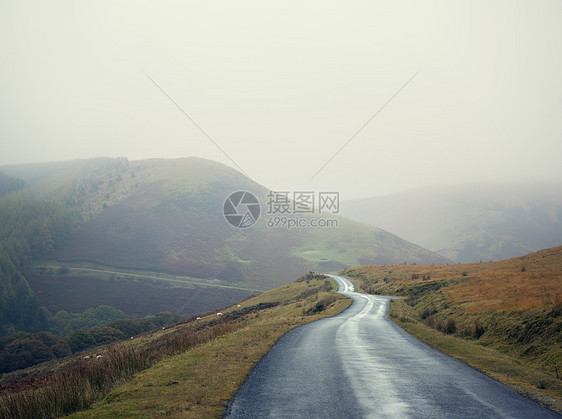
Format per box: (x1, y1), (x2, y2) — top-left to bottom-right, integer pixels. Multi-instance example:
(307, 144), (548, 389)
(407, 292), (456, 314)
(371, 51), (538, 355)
(0, 157), (449, 319)
(342, 183), (562, 262)
(38, 158), (449, 284)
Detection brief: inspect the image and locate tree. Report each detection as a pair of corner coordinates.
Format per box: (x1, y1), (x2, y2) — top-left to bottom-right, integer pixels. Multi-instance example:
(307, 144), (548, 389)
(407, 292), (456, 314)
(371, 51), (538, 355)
(89, 326), (125, 345)
(0, 172), (24, 197)
(0, 193), (77, 336)
(66, 330), (96, 352)
(108, 319), (144, 337)
(153, 311), (180, 327)
(0, 339), (52, 373)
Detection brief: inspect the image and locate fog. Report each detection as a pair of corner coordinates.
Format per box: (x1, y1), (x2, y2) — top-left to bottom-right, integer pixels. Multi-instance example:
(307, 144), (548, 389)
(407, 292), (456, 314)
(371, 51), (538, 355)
(1, 1), (561, 198)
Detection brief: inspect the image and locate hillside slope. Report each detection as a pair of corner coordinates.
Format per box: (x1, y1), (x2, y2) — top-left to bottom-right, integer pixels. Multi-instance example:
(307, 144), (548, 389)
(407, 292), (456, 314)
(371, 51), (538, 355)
(343, 246), (562, 408)
(342, 183), (562, 262)
(0, 274), (351, 418)
(49, 157), (449, 285)
(1, 157), (448, 316)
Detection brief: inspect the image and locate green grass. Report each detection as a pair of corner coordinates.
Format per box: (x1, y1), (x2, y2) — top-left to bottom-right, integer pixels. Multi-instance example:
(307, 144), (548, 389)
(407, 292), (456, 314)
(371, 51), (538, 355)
(0, 275), (351, 418)
(68, 276), (351, 418)
(291, 248), (329, 263)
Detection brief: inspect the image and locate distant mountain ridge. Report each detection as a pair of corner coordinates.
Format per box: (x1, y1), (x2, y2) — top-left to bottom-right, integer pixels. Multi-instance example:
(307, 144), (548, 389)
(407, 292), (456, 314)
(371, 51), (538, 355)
(342, 183), (562, 262)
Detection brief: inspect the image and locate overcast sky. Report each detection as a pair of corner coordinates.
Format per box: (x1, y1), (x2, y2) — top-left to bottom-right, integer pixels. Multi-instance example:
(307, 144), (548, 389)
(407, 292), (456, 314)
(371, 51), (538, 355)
(1, 1), (561, 198)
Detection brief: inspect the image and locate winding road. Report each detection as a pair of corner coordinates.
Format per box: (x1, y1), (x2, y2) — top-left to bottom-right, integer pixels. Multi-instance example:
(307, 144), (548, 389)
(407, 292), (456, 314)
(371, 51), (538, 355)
(226, 275), (559, 418)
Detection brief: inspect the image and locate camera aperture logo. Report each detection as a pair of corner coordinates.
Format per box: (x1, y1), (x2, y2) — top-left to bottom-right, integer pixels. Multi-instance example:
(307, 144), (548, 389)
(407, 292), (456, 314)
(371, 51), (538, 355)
(223, 191), (261, 228)
(223, 190), (340, 230)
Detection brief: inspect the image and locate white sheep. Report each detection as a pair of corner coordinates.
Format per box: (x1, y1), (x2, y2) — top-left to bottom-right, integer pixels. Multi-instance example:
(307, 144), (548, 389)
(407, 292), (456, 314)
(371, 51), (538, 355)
(96, 355), (103, 359)
(216, 312), (223, 316)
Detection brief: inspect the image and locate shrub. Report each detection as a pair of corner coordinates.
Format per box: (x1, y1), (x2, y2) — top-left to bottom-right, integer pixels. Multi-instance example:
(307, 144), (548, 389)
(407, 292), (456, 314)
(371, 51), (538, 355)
(108, 319), (144, 337)
(311, 301), (326, 313)
(445, 318), (457, 335)
(424, 316), (437, 329)
(295, 272), (328, 283)
(48, 305), (127, 336)
(153, 311), (180, 327)
(419, 307), (436, 320)
(306, 295), (336, 314)
(89, 327), (125, 345)
(67, 330), (96, 352)
(473, 321), (485, 339)
(0, 339), (52, 373)
(405, 296), (420, 307)
(0, 332), (71, 374)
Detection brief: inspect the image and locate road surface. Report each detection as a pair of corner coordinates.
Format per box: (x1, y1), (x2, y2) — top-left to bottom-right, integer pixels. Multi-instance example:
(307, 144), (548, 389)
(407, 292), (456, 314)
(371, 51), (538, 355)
(225, 275), (559, 418)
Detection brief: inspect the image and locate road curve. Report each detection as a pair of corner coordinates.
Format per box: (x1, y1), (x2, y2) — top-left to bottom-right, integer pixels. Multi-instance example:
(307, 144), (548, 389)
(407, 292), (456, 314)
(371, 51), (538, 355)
(225, 275), (559, 418)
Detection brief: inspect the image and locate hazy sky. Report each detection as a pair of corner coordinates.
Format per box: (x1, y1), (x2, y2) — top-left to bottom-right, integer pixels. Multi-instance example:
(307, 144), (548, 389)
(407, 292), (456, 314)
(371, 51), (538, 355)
(1, 1), (561, 198)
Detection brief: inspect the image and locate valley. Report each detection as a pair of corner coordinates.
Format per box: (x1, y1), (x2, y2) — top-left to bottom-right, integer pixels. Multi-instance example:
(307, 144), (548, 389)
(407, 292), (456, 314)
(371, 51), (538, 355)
(0, 157), (449, 335)
(1, 3), (560, 417)
(0, 158), (560, 417)
(343, 183), (562, 263)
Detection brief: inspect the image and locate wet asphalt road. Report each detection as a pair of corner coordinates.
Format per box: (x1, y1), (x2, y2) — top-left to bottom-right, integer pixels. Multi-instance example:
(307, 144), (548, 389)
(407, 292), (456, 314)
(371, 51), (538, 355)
(225, 275), (559, 418)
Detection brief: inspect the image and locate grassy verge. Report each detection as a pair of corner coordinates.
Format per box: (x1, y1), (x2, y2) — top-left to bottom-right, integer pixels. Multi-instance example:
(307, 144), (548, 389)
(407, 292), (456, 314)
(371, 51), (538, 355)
(342, 249), (562, 415)
(388, 299), (562, 413)
(0, 274), (351, 418)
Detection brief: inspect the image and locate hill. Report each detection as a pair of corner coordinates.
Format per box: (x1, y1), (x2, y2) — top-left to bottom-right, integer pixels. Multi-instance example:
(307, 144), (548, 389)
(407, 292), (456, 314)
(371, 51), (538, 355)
(342, 183), (562, 262)
(1, 157), (449, 318)
(0, 274), (351, 418)
(343, 246), (562, 409)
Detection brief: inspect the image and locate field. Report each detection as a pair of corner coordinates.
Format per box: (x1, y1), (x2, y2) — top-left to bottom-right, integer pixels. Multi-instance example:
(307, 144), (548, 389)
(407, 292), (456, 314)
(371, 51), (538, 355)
(343, 246), (562, 411)
(0, 274), (351, 418)
(27, 267), (257, 318)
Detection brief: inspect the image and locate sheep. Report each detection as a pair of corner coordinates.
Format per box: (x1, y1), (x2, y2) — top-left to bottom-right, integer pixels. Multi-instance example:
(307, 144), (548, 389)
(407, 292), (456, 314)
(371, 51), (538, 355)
(83, 355), (90, 360)
(196, 317), (202, 320)
(216, 312), (223, 316)
(96, 355), (103, 359)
